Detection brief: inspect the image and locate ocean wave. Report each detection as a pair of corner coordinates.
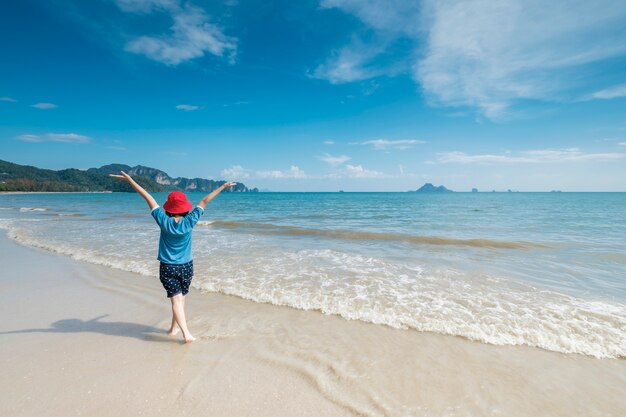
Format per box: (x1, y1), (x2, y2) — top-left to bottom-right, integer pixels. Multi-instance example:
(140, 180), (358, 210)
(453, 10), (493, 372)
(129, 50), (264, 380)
(192, 249), (626, 359)
(1, 219), (623, 359)
(0, 220), (156, 277)
(198, 220), (545, 249)
(19, 207), (49, 212)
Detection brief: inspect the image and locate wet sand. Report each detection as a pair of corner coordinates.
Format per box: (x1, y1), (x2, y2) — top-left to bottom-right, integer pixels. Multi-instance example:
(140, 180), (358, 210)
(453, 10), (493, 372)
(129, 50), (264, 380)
(1, 232), (625, 416)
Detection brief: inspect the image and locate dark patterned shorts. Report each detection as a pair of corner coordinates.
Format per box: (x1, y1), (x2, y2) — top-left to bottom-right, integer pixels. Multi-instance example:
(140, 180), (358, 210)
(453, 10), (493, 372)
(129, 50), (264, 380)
(159, 261), (194, 298)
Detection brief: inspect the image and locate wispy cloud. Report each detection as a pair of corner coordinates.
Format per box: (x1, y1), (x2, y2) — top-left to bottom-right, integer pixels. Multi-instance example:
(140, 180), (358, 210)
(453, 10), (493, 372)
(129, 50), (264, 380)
(17, 133), (91, 144)
(17, 135), (41, 142)
(31, 102), (57, 109)
(323, 140), (335, 145)
(313, 0), (417, 84)
(353, 139), (425, 150)
(586, 84), (626, 100)
(438, 148), (626, 164)
(319, 0), (626, 119)
(116, 0), (178, 13)
(256, 166), (307, 179)
(345, 164), (385, 178)
(318, 153), (351, 166)
(176, 104), (199, 111)
(108, 146), (127, 151)
(618, 142), (626, 146)
(223, 101), (249, 107)
(0, 96), (16, 102)
(118, 0), (237, 66)
(312, 37), (391, 84)
(221, 165), (250, 179)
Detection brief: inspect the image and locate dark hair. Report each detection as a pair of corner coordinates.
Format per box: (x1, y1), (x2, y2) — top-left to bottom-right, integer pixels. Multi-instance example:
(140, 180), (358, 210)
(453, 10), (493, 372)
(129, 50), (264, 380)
(166, 211), (189, 217)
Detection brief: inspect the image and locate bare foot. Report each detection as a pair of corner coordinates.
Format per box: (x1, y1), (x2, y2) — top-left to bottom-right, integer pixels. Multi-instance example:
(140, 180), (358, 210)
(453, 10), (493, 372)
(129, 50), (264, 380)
(184, 335), (196, 344)
(168, 328), (180, 336)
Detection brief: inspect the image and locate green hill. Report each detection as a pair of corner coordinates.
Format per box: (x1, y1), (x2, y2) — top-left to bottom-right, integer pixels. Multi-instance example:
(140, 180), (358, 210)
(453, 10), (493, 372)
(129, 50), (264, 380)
(0, 160), (256, 193)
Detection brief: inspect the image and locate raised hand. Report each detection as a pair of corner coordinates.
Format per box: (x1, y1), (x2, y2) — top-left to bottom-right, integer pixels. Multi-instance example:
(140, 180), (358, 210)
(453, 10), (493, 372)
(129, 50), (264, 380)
(108, 171), (133, 182)
(108, 171), (158, 209)
(198, 182), (237, 209)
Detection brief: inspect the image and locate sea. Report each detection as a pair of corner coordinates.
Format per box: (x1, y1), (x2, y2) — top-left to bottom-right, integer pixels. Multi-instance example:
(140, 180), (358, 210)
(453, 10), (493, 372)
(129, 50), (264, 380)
(1, 192), (624, 358)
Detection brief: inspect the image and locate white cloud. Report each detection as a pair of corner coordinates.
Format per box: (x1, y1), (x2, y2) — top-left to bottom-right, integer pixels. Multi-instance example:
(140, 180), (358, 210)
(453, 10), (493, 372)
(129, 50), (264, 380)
(221, 165), (250, 179)
(438, 148), (626, 164)
(318, 153), (351, 166)
(222, 101), (249, 107)
(345, 164), (385, 178)
(47, 133), (91, 143)
(176, 104), (199, 111)
(116, 0), (176, 13)
(312, 38), (390, 84)
(354, 139), (425, 150)
(319, 0), (626, 119)
(619, 142), (626, 146)
(587, 84), (626, 100)
(0, 97), (16, 102)
(108, 146), (127, 151)
(119, 0), (237, 66)
(31, 102), (57, 109)
(323, 140), (335, 145)
(17, 133), (91, 144)
(321, 0), (420, 33)
(314, 1), (418, 84)
(256, 166), (307, 179)
(17, 134), (42, 142)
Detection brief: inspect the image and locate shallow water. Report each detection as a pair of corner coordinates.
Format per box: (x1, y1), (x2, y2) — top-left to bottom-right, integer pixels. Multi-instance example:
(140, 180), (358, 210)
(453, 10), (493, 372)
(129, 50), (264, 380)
(1, 192), (625, 358)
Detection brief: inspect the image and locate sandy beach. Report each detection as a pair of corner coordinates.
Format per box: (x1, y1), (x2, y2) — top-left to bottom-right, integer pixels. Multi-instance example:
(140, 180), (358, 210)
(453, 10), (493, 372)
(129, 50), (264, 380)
(1, 231), (625, 417)
(3, 0), (626, 414)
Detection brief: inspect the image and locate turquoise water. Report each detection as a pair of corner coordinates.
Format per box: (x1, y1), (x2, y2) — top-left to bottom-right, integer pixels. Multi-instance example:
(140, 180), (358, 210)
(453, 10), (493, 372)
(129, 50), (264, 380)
(1, 192), (625, 358)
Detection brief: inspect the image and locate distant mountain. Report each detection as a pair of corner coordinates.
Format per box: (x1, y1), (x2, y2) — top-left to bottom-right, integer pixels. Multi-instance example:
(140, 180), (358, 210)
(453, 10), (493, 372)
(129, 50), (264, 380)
(413, 183), (453, 193)
(0, 160), (159, 192)
(89, 164), (255, 193)
(0, 160), (257, 193)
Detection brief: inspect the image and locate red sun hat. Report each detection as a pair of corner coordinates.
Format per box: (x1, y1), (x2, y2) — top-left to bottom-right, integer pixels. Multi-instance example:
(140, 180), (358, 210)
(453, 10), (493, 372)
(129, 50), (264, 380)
(163, 191), (193, 214)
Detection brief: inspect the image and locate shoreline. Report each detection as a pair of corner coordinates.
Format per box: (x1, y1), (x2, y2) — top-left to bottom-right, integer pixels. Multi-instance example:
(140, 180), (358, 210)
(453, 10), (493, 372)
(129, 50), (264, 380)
(3, 190), (626, 194)
(0, 231), (351, 417)
(0, 191), (114, 195)
(1, 231), (625, 416)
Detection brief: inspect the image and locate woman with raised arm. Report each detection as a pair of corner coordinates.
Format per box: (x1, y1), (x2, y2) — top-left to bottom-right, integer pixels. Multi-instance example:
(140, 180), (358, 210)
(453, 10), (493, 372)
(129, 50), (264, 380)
(110, 171), (236, 343)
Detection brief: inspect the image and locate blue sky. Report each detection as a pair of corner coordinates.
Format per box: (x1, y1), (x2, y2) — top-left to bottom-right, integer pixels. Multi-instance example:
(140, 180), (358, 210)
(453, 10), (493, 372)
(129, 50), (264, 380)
(1, 0), (626, 191)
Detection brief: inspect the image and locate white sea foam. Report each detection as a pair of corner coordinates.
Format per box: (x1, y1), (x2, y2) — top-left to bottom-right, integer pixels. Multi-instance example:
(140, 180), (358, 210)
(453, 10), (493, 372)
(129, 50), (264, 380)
(0, 220), (157, 277)
(192, 248), (626, 359)
(1, 218), (625, 359)
(19, 207), (49, 212)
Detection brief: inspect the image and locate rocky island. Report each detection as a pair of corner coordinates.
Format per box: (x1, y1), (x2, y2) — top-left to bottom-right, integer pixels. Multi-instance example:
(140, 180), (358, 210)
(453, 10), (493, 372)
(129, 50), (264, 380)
(413, 183), (454, 193)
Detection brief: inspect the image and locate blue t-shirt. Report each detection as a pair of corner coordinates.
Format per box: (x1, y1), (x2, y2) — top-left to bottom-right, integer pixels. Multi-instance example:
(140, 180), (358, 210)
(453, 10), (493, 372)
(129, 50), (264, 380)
(151, 206), (204, 264)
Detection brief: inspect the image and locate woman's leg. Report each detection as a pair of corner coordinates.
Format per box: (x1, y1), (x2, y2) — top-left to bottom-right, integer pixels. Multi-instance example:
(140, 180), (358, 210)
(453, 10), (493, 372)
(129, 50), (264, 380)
(168, 314), (179, 336)
(168, 293), (188, 335)
(170, 294), (195, 343)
